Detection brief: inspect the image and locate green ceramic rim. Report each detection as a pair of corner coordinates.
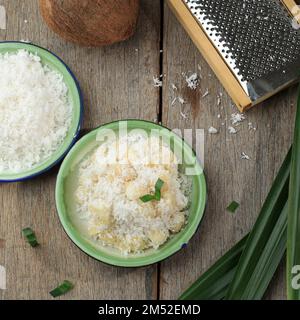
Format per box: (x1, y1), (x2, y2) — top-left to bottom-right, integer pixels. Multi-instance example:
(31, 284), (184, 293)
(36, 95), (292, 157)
(0, 41), (83, 182)
(55, 120), (207, 267)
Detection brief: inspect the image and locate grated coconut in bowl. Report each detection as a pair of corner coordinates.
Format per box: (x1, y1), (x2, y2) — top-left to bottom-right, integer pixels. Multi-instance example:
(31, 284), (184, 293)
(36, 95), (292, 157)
(0, 49), (72, 174)
(75, 132), (192, 255)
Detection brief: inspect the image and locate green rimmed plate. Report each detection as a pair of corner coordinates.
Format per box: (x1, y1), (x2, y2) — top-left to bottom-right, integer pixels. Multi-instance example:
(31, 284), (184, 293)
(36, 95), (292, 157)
(55, 120), (206, 267)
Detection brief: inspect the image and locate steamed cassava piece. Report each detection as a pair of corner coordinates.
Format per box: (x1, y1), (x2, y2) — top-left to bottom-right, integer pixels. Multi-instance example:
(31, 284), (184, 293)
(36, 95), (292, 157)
(39, 0), (139, 46)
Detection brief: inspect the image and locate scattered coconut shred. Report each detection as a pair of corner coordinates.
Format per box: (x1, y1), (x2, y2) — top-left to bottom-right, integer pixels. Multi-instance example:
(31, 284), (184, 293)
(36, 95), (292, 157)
(153, 75), (163, 87)
(0, 50), (72, 173)
(208, 126), (218, 134)
(185, 73), (199, 90)
(231, 112), (245, 125)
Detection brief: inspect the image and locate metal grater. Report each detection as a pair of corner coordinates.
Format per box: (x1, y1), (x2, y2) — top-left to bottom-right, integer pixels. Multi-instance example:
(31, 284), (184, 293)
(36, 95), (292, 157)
(168, 0), (300, 110)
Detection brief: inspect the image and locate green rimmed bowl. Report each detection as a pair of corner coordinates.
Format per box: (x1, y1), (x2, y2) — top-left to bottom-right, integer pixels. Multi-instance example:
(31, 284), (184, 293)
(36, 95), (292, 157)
(0, 41), (83, 182)
(55, 120), (206, 267)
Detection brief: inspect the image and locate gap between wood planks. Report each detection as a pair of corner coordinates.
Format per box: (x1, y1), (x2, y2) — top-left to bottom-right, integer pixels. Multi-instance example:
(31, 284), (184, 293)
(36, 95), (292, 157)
(157, 0), (164, 125)
(155, 0), (165, 301)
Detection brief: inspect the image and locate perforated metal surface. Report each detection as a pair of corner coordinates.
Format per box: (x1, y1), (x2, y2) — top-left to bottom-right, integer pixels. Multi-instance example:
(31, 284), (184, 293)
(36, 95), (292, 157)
(184, 0), (300, 101)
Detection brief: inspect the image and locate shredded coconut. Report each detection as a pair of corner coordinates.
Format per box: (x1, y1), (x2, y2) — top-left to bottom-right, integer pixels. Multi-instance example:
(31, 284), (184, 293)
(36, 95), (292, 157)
(180, 111), (188, 119)
(228, 126), (237, 134)
(20, 39), (31, 43)
(171, 97), (177, 106)
(178, 96), (185, 104)
(241, 152), (250, 160)
(171, 83), (177, 91)
(202, 89), (209, 98)
(75, 133), (191, 255)
(248, 122), (257, 131)
(171, 96), (185, 107)
(217, 92), (222, 106)
(185, 73), (199, 90)
(208, 127), (218, 134)
(153, 76), (162, 87)
(0, 49), (72, 173)
(231, 112), (246, 125)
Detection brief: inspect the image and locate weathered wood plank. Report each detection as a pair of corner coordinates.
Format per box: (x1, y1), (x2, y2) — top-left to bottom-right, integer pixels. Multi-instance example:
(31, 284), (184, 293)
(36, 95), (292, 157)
(0, 0), (160, 300)
(159, 2), (296, 300)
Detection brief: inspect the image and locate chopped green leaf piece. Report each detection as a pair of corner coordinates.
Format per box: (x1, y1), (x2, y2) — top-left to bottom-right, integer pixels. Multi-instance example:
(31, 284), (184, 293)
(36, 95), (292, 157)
(140, 178), (165, 203)
(140, 194), (156, 203)
(155, 178), (164, 192)
(22, 228), (39, 247)
(50, 280), (74, 298)
(154, 178), (164, 200)
(226, 201), (240, 213)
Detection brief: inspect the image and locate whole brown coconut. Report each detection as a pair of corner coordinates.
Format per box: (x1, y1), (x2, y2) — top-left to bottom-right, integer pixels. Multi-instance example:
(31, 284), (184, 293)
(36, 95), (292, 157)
(39, 0), (140, 46)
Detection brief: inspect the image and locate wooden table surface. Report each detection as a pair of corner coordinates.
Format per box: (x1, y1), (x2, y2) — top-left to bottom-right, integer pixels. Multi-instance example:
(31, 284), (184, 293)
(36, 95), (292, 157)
(0, 0), (297, 300)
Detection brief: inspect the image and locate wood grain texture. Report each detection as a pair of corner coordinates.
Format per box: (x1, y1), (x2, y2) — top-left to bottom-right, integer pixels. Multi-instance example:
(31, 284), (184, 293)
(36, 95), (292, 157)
(0, 0), (160, 300)
(159, 2), (296, 300)
(0, 0), (296, 300)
